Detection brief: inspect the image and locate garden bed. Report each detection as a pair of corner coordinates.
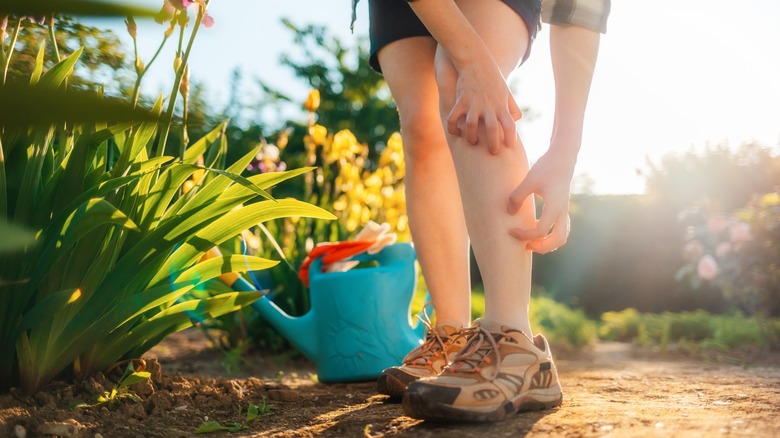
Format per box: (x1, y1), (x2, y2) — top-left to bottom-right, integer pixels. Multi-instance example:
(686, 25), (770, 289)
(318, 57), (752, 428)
(1, 329), (779, 437)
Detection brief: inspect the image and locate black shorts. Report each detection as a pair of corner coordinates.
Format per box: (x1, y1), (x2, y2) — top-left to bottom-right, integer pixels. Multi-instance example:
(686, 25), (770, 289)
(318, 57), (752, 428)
(368, 0), (541, 73)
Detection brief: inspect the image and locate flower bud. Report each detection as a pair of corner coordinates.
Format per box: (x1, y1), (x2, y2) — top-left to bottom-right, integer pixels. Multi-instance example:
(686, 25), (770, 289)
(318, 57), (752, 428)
(0, 16), (8, 42)
(179, 67), (190, 97)
(304, 89), (320, 113)
(173, 55), (182, 73)
(125, 16), (137, 38)
(165, 21), (176, 37)
(135, 57), (145, 74)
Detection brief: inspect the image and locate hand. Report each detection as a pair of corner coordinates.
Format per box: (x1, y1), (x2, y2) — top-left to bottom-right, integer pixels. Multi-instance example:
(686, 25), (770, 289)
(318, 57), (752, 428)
(507, 148), (577, 254)
(446, 63), (523, 154)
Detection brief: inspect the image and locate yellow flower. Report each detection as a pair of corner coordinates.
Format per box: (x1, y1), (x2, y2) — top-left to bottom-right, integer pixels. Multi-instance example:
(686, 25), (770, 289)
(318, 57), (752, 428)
(309, 124), (328, 146)
(304, 89), (320, 113)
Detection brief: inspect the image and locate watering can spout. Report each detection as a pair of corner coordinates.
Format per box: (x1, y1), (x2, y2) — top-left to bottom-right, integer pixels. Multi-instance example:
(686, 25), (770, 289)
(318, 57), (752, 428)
(229, 275), (319, 362)
(250, 294), (319, 361)
(203, 247), (319, 361)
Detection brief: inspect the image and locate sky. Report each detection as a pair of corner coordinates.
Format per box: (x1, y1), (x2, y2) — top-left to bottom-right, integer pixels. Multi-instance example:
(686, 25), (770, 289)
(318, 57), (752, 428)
(108, 0), (780, 195)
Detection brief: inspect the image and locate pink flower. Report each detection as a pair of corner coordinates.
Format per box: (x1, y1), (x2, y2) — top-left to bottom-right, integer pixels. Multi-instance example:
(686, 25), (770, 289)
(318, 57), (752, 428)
(729, 222), (752, 244)
(683, 240), (703, 261)
(706, 214), (728, 233)
(156, 0), (214, 28)
(1, 16), (8, 42)
(168, 0), (195, 10)
(715, 242), (731, 258)
(697, 255), (719, 281)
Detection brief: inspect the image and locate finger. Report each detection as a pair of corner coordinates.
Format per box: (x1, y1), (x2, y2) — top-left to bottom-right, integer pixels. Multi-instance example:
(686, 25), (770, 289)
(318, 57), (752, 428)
(485, 114), (500, 154)
(499, 111), (517, 148)
(509, 206), (557, 241)
(527, 214), (570, 254)
(447, 102), (466, 137)
(507, 179), (534, 215)
(508, 95), (523, 121)
(465, 111), (480, 145)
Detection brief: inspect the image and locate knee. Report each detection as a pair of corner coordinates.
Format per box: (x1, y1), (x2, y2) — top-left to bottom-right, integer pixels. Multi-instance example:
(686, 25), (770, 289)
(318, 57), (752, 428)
(398, 107), (447, 166)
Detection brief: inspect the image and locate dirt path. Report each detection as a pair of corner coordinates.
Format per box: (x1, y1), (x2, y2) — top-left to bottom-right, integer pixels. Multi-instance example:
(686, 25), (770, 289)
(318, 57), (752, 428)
(1, 331), (778, 437)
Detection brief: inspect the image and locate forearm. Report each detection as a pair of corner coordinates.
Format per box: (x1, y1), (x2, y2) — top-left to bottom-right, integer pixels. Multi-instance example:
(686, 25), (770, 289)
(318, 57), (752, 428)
(549, 24), (600, 158)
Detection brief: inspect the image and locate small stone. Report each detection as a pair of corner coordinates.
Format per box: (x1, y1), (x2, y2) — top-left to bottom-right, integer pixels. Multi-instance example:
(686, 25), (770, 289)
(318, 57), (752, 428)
(222, 380), (245, 400)
(94, 434), (104, 438)
(83, 377), (105, 395)
(143, 358), (164, 384)
(131, 377), (154, 397)
(39, 420), (79, 437)
(13, 424), (26, 438)
(246, 377), (265, 392)
(268, 389), (301, 402)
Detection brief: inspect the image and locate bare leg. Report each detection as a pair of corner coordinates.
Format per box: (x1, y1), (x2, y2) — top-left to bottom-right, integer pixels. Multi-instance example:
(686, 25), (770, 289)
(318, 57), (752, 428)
(378, 37), (471, 328)
(435, 0), (535, 335)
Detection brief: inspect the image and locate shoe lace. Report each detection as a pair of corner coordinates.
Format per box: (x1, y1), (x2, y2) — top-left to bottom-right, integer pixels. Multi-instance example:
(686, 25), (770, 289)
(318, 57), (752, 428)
(446, 326), (505, 381)
(403, 306), (453, 367)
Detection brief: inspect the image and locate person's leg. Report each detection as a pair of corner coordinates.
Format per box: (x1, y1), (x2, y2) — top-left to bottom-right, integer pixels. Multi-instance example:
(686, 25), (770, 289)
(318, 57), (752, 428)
(434, 0), (536, 336)
(374, 36), (472, 399)
(402, 2), (563, 420)
(378, 37), (471, 329)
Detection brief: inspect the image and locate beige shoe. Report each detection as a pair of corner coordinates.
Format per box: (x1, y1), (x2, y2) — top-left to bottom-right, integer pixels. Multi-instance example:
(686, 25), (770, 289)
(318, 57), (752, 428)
(402, 318), (563, 421)
(376, 324), (466, 399)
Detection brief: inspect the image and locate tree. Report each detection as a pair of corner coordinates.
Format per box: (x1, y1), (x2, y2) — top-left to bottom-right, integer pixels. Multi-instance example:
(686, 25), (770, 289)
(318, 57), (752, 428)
(4, 16), (130, 92)
(255, 19), (399, 160)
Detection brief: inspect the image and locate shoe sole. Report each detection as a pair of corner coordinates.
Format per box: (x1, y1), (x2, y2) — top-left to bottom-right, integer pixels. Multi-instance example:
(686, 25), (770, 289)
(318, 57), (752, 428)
(376, 372), (410, 400)
(402, 384), (563, 422)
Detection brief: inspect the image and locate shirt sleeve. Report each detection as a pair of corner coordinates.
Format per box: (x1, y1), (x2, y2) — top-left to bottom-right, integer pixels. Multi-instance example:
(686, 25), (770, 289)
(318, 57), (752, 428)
(541, 0), (611, 34)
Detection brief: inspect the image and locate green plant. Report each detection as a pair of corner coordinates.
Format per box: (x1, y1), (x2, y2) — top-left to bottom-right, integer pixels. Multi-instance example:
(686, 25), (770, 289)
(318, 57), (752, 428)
(76, 362), (151, 408)
(196, 399), (272, 434)
(0, 1), (334, 393)
(530, 295), (597, 348)
(598, 309), (779, 350)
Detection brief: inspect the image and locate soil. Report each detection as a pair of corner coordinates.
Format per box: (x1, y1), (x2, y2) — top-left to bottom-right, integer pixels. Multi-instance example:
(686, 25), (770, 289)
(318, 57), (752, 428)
(1, 329), (778, 438)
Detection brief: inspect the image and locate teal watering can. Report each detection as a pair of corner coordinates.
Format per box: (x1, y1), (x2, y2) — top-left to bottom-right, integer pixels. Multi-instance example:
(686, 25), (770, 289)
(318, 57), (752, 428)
(240, 243), (426, 382)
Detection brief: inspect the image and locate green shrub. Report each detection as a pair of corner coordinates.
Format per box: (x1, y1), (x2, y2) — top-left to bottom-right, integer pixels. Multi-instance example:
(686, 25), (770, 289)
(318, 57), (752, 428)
(530, 295), (597, 348)
(598, 309), (778, 350)
(599, 308), (642, 342)
(0, 4), (333, 393)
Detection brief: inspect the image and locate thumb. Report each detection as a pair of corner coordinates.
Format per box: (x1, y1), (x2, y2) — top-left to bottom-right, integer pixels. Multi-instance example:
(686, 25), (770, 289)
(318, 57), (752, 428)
(508, 95), (523, 121)
(508, 178), (534, 215)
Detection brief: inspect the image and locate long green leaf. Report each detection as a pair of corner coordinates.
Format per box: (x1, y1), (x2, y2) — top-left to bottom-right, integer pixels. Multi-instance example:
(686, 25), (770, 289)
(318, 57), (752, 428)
(0, 86), (159, 127)
(111, 96), (162, 178)
(168, 146), (261, 218)
(27, 199), (137, 294)
(0, 0), (158, 18)
(30, 42), (46, 86)
(0, 221), (37, 253)
(183, 121), (226, 164)
(154, 199), (335, 285)
(38, 47), (83, 89)
(174, 255), (279, 286)
(121, 291), (262, 359)
(136, 163), (198, 232)
(0, 137), (7, 219)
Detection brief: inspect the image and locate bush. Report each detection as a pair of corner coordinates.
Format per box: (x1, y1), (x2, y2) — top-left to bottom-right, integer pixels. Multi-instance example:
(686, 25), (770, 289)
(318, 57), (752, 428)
(0, 3), (332, 392)
(598, 308), (778, 350)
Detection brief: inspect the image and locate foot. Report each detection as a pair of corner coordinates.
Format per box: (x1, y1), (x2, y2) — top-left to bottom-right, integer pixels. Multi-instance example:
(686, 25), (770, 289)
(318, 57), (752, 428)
(402, 318), (563, 421)
(376, 325), (466, 399)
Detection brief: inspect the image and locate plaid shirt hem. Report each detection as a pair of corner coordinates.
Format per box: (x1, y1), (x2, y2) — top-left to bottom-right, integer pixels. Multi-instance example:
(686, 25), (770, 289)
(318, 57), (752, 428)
(542, 0), (611, 33)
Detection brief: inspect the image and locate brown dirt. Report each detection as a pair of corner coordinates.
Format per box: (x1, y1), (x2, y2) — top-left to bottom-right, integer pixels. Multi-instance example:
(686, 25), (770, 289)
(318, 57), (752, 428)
(1, 329), (778, 437)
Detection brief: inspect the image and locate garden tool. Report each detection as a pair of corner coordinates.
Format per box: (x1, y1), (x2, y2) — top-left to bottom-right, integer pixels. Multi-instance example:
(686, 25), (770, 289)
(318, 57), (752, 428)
(212, 242), (426, 382)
